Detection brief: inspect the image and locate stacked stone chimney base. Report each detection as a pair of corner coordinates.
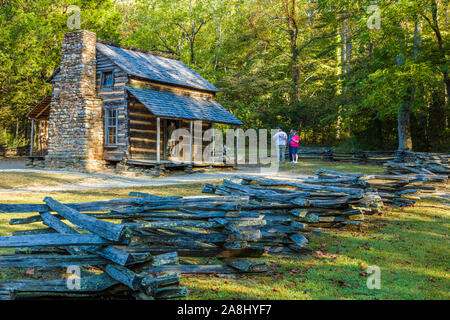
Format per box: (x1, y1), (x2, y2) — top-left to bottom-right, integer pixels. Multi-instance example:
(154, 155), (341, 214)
(45, 96), (105, 172)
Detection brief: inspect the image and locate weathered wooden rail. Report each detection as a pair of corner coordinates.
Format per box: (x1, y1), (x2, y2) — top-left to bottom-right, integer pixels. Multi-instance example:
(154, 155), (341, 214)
(1, 166), (446, 300)
(286, 147), (396, 164)
(386, 151), (450, 176)
(0, 193), (275, 300)
(288, 148), (450, 171)
(203, 169), (447, 241)
(203, 175), (383, 242)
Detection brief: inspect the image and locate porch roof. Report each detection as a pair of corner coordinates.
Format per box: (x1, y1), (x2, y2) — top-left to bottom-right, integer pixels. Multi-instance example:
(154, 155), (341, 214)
(27, 96), (51, 120)
(126, 87), (243, 125)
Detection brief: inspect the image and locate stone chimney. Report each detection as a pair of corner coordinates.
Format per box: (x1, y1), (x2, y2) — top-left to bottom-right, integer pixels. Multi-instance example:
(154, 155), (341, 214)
(46, 30), (104, 171)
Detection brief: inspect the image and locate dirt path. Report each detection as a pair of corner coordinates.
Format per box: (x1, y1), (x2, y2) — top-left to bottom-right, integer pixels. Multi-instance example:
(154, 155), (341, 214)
(0, 165), (308, 193)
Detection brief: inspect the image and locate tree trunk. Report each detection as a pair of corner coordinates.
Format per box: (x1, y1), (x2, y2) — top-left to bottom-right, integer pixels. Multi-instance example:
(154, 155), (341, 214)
(341, 19), (352, 74)
(15, 118), (19, 142)
(398, 92), (413, 151)
(189, 0), (195, 64)
(336, 19), (352, 140)
(285, 0), (300, 104)
(190, 39), (195, 64)
(214, 21), (222, 70)
(291, 56), (300, 103)
(397, 21), (420, 151)
(430, 1), (450, 105)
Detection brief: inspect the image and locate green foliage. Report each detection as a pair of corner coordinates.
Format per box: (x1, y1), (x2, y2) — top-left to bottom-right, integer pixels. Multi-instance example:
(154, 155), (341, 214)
(0, 0), (122, 145)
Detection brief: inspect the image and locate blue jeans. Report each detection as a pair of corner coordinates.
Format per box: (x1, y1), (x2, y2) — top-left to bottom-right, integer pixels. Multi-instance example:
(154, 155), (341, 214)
(289, 146), (296, 161)
(277, 145), (286, 163)
(290, 146), (298, 161)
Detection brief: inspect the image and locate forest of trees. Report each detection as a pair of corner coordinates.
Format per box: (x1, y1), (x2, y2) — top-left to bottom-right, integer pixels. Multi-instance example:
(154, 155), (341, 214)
(0, 0), (448, 152)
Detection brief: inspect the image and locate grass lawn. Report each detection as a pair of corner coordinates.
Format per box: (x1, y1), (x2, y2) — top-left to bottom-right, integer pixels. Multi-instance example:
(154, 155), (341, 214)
(0, 159), (448, 299)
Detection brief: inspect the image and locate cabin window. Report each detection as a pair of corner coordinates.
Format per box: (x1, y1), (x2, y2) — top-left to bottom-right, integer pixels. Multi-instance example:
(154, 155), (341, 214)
(105, 109), (118, 145)
(101, 71), (114, 87)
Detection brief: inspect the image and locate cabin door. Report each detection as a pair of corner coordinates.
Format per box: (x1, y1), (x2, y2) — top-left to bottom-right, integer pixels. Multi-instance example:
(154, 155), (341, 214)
(162, 119), (182, 161)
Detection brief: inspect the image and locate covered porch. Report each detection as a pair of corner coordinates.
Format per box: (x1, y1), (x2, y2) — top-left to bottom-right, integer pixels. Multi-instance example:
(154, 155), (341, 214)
(27, 96), (50, 162)
(125, 87), (242, 168)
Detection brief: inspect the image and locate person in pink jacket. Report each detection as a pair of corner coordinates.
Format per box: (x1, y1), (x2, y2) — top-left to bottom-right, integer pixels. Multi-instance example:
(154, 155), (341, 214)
(290, 130), (300, 163)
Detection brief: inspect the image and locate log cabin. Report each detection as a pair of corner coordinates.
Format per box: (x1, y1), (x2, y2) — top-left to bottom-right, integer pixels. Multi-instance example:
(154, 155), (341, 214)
(27, 30), (242, 172)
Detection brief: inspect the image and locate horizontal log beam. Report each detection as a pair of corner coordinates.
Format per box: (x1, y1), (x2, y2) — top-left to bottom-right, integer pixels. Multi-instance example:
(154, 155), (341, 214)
(0, 233), (117, 248)
(44, 197), (130, 242)
(0, 254), (109, 268)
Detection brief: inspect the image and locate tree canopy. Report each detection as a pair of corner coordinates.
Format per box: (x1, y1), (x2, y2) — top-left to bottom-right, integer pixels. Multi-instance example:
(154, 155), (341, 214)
(0, 0), (448, 151)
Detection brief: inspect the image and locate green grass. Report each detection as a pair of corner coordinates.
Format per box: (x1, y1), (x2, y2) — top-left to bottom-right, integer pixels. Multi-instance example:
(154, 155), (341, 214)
(0, 160), (448, 299)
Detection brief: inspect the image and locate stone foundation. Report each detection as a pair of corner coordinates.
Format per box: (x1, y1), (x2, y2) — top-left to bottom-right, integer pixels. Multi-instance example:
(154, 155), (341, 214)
(44, 157), (105, 172)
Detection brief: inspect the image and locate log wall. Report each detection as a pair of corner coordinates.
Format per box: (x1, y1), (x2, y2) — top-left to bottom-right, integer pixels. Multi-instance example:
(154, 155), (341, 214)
(129, 100), (158, 160)
(96, 51), (129, 161)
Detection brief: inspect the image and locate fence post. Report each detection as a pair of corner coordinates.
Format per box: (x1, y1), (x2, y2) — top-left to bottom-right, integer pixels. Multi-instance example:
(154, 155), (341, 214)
(395, 150), (406, 163)
(322, 148), (334, 161)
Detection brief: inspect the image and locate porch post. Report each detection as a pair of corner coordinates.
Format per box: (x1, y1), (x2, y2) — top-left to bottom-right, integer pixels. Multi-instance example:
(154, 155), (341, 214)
(211, 123), (215, 164)
(189, 120), (193, 164)
(156, 117), (161, 163)
(235, 126), (239, 165)
(29, 119), (35, 157)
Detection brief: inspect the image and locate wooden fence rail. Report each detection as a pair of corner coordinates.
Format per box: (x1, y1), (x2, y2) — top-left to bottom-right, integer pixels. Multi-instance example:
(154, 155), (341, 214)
(285, 147), (397, 164)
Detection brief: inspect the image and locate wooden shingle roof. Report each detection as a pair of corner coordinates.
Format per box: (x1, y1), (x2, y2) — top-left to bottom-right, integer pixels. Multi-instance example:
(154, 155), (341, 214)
(126, 87), (242, 125)
(97, 43), (220, 93)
